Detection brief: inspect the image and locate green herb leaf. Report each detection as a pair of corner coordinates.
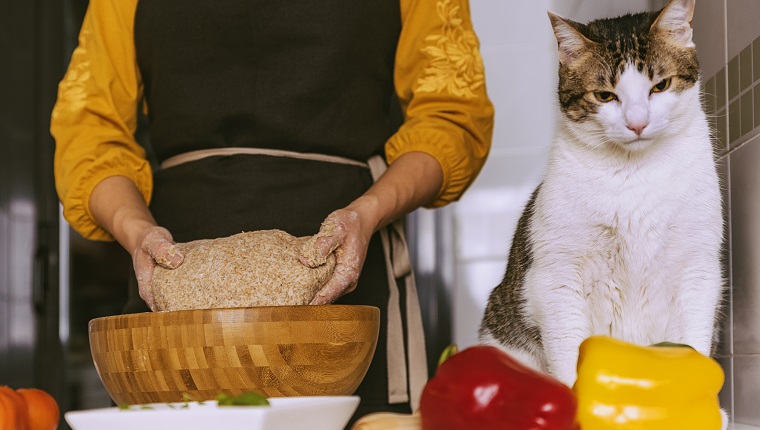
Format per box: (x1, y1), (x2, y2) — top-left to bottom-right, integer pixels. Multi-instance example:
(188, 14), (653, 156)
(217, 391), (270, 407)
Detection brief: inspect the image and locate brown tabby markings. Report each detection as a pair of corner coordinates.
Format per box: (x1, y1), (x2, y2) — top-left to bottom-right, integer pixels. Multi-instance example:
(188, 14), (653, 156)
(557, 11), (699, 123)
(479, 187), (542, 350)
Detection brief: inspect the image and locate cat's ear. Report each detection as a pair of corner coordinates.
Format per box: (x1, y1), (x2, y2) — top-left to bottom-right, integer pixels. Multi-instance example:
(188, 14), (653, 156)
(651, 0), (695, 48)
(548, 12), (593, 68)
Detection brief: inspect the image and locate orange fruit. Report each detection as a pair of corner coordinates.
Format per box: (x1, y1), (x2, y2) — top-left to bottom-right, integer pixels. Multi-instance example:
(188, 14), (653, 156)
(0, 386), (29, 430)
(16, 389), (59, 430)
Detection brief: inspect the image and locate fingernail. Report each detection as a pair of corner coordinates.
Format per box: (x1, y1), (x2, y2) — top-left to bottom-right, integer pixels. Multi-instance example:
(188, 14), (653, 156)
(164, 246), (184, 267)
(170, 253), (184, 267)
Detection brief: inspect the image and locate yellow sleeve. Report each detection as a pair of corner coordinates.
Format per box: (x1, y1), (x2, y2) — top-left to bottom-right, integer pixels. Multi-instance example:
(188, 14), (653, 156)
(387, 0), (494, 208)
(51, 0), (150, 241)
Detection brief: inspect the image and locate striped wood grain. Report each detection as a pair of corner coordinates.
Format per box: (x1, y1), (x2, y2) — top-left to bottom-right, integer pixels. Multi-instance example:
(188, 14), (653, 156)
(88, 305), (380, 404)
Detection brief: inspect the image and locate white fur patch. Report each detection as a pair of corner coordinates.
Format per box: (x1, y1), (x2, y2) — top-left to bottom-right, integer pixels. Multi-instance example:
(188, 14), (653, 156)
(512, 63), (723, 387)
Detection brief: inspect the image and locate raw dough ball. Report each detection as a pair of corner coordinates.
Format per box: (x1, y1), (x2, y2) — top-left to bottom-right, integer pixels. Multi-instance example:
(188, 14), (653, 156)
(151, 230), (336, 311)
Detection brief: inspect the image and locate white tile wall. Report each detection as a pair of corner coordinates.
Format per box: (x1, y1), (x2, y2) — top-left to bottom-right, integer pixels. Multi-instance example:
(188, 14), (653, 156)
(667, 0), (760, 425)
(728, 133), (760, 426)
(734, 355), (760, 426)
(729, 134), (760, 355)
(710, 0), (760, 426)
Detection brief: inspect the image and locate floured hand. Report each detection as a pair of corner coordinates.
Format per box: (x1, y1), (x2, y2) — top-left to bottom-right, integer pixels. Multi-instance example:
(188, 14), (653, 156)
(300, 209), (372, 305)
(133, 226), (184, 310)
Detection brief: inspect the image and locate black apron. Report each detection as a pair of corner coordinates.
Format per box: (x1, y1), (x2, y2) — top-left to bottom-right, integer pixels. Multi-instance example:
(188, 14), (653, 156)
(125, 0), (416, 425)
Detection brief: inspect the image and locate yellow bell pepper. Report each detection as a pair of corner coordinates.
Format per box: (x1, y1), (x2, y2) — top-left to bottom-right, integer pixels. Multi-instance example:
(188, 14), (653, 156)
(573, 336), (724, 430)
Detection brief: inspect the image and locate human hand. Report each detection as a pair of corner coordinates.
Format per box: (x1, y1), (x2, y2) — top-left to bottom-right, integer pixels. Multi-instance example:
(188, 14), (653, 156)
(300, 209), (373, 305)
(132, 226), (184, 310)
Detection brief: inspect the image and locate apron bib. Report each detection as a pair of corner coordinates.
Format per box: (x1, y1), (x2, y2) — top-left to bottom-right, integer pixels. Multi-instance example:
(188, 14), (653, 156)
(128, 0), (427, 417)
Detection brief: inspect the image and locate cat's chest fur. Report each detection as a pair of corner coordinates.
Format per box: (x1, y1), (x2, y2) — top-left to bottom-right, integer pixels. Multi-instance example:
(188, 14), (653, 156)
(527, 129), (717, 344)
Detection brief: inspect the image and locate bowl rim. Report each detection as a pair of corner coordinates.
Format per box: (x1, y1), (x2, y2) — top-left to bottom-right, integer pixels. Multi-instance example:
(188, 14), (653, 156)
(88, 304), (381, 331)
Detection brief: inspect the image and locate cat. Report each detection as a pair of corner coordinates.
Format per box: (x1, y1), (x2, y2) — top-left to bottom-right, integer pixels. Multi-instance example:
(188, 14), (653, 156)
(479, 0), (723, 392)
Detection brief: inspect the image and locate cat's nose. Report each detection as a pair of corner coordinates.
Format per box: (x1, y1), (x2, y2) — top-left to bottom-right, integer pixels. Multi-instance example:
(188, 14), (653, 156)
(627, 121), (648, 136)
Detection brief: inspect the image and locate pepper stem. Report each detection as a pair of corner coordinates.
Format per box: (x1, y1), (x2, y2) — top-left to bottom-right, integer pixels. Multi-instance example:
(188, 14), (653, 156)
(436, 344), (459, 369)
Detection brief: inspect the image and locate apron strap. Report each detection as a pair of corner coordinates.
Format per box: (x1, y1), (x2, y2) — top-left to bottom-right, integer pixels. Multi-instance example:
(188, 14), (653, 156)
(161, 148), (429, 410)
(160, 147), (369, 170)
(377, 227), (409, 404)
(367, 155), (428, 412)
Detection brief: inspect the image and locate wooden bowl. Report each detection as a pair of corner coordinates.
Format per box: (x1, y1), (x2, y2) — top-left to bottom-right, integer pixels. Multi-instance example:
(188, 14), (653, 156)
(88, 305), (380, 405)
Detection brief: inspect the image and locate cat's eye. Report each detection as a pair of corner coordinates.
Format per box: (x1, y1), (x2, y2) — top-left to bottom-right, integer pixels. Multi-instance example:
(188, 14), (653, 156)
(594, 91), (617, 103)
(651, 78), (672, 93)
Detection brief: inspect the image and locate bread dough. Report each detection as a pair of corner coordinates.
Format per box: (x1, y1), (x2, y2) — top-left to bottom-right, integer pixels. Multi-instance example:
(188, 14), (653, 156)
(151, 230), (336, 311)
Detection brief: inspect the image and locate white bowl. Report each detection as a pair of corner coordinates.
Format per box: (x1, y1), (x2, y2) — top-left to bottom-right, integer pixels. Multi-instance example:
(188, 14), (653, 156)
(65, 396), (360, 430)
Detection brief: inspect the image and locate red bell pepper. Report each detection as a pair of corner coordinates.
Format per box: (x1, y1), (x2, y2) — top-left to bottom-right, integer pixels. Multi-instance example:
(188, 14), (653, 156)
(419, 345), (579, 430)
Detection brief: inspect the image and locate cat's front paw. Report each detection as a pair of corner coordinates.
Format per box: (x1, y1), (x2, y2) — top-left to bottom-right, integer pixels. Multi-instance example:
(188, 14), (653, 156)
(544, 344), (581, 387)
(548, 361), (577, 387)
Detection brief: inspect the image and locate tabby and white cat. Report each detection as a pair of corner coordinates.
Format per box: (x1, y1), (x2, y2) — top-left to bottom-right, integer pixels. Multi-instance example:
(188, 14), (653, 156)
(479, 0), (723, 389)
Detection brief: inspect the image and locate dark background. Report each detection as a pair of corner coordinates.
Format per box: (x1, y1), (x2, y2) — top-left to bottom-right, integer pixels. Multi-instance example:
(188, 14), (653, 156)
(0, 2), (453, 428)
(0, 1), (132, 427)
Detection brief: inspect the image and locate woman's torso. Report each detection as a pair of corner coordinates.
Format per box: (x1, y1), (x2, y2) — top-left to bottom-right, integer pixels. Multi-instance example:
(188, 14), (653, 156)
(128, 7), (411, 421)
(133, 0), (402, 240)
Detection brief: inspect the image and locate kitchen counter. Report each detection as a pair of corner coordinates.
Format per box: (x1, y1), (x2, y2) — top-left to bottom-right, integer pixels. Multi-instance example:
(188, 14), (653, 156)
(733, 424), (760, 430)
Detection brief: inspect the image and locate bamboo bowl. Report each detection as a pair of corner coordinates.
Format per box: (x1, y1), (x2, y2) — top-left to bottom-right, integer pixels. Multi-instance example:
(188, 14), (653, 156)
(88, 305), (380, 405)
